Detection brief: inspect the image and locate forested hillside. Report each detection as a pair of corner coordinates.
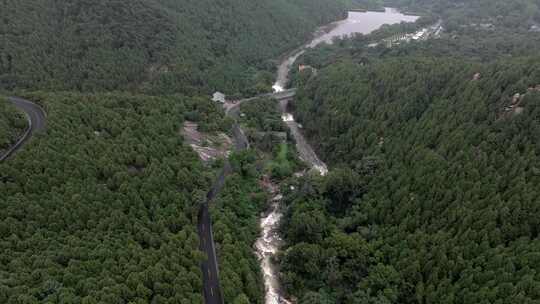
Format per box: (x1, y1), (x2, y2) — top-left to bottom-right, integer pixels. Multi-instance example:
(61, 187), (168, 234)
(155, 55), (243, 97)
(276, 0), (540, 303)
(0, 92), (222, 303)
(4, 0), (540, 302)
(0, 0), (351, 95)
(0, 98), (26, 153)
(293, 0), (540, 73)
(387, 0), (540, 27)
(0, 1), (361, 302)
(282, 56), (540, 303)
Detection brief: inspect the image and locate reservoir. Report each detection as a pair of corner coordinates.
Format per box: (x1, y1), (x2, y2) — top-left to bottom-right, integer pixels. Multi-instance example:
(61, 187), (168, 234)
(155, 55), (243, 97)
(308, 8), (420, 47)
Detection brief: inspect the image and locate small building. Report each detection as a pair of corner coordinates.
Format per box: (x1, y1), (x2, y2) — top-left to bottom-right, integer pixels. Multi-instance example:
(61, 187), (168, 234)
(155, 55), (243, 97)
(299, 65), (315, 72)
(530, 25), (540, 32)
(212, 91), (226, 103)
(412, 29), (427, 40)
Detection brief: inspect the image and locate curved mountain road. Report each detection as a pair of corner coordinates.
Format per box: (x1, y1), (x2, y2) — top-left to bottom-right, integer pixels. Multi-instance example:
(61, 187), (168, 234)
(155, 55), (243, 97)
(0, 97), (46, 162)
(198, 120), (248, 304)
(198, 165), (229, 304)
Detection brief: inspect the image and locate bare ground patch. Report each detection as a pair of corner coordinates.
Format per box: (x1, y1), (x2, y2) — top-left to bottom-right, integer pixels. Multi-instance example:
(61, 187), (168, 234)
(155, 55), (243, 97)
(182, 121), (232, 162)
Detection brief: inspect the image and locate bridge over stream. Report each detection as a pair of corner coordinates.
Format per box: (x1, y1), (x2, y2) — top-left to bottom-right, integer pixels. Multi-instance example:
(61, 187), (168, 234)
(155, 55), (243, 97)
(224, 88), (297, 116)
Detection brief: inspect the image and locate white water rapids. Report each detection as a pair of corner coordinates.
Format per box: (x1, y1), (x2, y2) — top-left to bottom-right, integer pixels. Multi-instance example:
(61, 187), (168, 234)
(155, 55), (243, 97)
(254, 193), (291, 304)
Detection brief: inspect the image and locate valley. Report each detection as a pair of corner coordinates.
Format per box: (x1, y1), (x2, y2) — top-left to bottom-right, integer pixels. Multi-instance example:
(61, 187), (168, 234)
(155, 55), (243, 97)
(1, 0), (540, 303)
(210, 8), (422, 303)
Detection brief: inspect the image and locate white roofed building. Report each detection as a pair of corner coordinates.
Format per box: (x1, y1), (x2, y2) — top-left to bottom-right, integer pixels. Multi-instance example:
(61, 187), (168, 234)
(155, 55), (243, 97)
(212, 92), (226, 103)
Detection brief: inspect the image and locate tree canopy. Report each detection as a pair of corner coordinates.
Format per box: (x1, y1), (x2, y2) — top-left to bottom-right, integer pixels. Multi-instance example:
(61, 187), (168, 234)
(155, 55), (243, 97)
(0, 92), (217, 303)
(278, 0), (540, 302)
(0, 97), (26, 153)
(0, 0), (353, 95)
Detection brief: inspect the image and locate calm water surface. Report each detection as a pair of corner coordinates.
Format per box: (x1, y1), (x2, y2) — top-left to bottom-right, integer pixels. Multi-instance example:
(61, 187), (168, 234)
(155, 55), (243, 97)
(309, 8), (419, 47)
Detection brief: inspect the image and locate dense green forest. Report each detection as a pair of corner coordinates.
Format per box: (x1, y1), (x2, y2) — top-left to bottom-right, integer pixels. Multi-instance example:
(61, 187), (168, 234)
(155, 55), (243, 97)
(275, 0), (540, 303)
(3, 0), (540, 303)
(0, 0), (353, 95)
(239, 98), (287, 152)
(0, 92), (220, 303)
(283, 56), (540, 303)
(281, 1), (540, 303)
(239, 99), (286, 134)
(238, 98), (302, 178)
(0, 1), (357, 302)
(0, 98), (26, 153)
(387, 0), (540, 25)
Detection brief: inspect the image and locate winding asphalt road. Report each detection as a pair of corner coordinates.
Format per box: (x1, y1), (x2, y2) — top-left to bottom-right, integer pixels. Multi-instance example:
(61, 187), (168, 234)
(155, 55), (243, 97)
(198, 162), (230, 304)
(198, 121), (248, 303)
(0, 97), (46, 162)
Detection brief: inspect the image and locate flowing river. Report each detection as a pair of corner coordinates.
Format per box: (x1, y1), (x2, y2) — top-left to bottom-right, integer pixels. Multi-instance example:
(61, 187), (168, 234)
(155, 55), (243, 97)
(257, 8), (420, 304)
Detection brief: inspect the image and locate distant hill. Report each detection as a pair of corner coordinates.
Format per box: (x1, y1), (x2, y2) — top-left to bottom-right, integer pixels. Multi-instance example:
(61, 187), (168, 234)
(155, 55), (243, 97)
(0, 0), (351, 94)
